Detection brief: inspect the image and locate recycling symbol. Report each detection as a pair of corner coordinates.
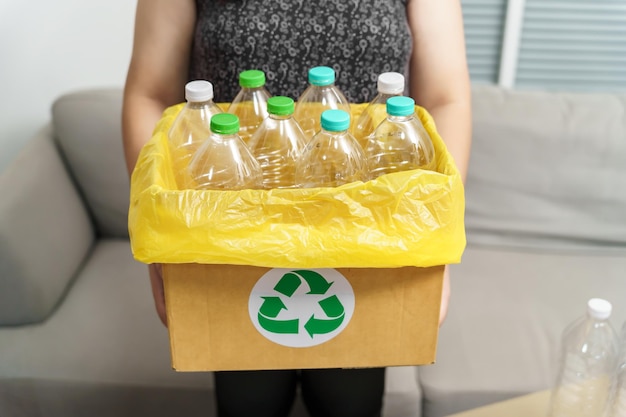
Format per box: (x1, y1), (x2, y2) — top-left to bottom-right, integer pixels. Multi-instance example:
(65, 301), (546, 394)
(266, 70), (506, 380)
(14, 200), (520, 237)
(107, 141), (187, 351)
(248, 268), (355, 348)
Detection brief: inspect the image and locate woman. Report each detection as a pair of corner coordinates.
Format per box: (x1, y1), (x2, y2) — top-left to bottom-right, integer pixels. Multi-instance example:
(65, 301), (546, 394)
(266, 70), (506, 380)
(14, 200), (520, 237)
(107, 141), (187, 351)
(122, 1), (470, 416)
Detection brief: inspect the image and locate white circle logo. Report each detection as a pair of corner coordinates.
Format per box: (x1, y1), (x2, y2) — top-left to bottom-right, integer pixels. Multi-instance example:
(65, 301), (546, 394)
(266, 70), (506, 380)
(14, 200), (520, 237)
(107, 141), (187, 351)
(248, 269), (355, 348)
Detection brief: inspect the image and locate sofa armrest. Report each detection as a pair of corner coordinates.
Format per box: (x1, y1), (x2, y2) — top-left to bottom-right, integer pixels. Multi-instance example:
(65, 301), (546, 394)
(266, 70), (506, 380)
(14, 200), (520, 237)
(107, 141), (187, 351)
(0, 126), (95, 326)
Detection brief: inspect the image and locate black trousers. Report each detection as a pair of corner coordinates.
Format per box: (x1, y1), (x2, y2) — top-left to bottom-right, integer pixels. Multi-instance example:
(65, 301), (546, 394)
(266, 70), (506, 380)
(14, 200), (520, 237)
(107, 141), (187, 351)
(214, 367), (385, 417)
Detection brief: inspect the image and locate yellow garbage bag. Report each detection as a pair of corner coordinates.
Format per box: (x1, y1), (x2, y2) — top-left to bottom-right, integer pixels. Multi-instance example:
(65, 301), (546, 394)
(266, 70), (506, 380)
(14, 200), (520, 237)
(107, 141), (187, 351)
(129, 103), (465, 268)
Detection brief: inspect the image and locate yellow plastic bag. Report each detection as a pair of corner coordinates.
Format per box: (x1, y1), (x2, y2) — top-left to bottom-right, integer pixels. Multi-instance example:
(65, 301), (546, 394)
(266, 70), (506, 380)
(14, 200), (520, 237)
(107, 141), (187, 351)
(129, 103), (465, 268)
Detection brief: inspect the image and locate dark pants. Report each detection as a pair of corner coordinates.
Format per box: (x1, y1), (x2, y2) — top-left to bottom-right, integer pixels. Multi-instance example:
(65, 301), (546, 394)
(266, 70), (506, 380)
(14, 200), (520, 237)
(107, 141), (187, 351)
(215, 367), (385, 417)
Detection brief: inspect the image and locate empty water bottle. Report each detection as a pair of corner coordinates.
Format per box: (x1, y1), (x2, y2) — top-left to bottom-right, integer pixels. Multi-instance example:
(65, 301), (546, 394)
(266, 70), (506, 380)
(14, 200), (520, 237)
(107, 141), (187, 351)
(294, 66), (350, 141)
(364, 96), (436, 180)
(228, 69), (271, 144)
(168, 80), (223, 189)
(188, 113), (263, 190)
(295, 109), (368, 188)
(247, 96), (307, 189)
(549, 298), (620, 417)
(352, 72), (405, 148)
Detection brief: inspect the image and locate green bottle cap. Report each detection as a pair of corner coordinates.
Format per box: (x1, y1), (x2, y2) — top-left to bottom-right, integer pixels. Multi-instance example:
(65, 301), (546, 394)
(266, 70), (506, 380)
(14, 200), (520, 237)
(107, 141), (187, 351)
(267, 96), (295, 115)
(386, 96), (415, 117)
(308, 66), (336, 86)
(239, 69), (266, 88)
(321, 109), (350, 132)
(210, 113), (240, 135)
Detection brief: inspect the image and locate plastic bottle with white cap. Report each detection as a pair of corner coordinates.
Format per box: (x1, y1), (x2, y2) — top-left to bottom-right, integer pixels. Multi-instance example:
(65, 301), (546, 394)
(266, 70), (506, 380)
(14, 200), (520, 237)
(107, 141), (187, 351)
(168, 80), (223, 189)
(549, 298), (620, 417)
(352, 71), (405, 148)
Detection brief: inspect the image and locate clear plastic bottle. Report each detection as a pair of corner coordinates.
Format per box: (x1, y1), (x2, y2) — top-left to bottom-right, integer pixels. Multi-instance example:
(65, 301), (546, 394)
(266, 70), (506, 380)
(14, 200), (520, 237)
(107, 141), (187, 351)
(352, 72), (405, 149)
(610, 322), (626, 417)
(294, 66), (351, 141)
(364, 96), (436, 180)
(188, 113), (263, 190)
(247, 96), (307, 189)
(549, 298), (620, 417)
(295, 109), (368, 188)
(168, 80), (223, 189)
(228, 69), (271, 144)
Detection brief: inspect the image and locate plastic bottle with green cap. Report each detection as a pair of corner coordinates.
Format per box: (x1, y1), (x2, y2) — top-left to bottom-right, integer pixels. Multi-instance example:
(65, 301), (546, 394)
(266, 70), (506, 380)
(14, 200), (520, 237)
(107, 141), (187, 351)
(364, 95), (435, 179)
(294, 66), (350, 141)
(247, 96), (307, 189)
(168, 80), (223, 189)
(228, 69), (271, 144)
(295, 109), (368, 188)
(352, 72), (405, 149)
(549, 298), (619, 417)
(188, 113), (263, 190)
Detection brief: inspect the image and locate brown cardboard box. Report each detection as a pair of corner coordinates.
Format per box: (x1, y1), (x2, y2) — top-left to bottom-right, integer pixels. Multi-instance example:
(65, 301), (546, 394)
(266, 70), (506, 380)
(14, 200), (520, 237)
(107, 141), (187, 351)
(163, 264), (444, 371)
(130, 103), (465, 372)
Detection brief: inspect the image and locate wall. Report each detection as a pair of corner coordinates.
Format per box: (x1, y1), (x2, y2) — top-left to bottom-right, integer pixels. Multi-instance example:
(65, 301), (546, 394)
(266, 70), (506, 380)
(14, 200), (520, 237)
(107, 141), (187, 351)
(0, 0), (137, 171)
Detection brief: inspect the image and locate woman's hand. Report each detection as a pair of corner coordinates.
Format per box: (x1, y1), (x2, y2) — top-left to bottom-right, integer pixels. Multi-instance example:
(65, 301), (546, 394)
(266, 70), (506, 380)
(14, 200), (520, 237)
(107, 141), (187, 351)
(148, 263), (167, 327)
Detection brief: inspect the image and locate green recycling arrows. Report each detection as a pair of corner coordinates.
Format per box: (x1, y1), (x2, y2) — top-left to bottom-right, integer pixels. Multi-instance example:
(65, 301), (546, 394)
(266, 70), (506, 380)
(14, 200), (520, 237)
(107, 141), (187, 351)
(256, 270), (345, 338)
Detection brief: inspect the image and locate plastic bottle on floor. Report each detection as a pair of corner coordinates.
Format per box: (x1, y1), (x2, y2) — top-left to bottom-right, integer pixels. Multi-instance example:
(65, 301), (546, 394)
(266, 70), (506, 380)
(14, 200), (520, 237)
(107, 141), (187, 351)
(352, 72), (405, 148)
(294, 66), (350, 141)
(295, 109), (368, 188)
(247, 96), (307, 189)
(228, 69), (271, 144)
(188, 113), (263, 190)
(364, 96), (436, 180)
(168, 80), (223, 189)
(549, 298), (619, 417)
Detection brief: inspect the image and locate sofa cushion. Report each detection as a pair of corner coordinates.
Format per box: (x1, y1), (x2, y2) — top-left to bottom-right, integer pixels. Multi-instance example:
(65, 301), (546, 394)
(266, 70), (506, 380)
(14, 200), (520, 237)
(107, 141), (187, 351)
(0, 239), (211, 388)
(0, 128), (94, 325)
(419, 245), (626, 417)
(466, 85), (626, 250)
(52, 89), (130, 238)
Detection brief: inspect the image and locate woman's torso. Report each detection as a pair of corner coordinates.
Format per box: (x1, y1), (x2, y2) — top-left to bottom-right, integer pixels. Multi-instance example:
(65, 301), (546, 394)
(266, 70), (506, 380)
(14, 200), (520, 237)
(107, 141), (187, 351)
(190, 0), (412, 103)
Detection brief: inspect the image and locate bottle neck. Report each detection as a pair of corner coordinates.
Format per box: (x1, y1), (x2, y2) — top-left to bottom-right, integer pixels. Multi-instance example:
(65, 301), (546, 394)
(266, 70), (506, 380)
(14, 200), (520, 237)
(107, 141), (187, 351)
(187, 100), (214, 109)
(269, 113), (292, 121)
(387, 114), (413, 123)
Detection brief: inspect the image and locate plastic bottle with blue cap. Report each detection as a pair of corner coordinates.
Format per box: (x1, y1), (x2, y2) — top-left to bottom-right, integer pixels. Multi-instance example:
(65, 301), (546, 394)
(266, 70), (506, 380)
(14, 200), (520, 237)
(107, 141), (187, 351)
(549, 298), (620, 417)
(352, 72), (405, 148)
(228, 69), (271, 144)
(168, 80), (223, 189)
(295, 109), (368, 188)
(188, 113), (263, 190)
(364, 96), (436, 180)
(247, 96), (307, 189)
(294, 66), (351, 141)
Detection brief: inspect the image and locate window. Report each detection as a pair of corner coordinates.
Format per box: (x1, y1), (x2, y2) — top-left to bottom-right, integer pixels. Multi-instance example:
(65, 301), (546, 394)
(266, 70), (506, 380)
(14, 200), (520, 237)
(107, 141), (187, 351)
(461, 0), (626, 91)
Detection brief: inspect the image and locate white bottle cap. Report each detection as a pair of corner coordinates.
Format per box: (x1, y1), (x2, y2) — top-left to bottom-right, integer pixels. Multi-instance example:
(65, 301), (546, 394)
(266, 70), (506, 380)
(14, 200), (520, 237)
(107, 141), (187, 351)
(587, 298), (612, 320)
(185, 80), (214, 102)
(377, 72), (405, 95)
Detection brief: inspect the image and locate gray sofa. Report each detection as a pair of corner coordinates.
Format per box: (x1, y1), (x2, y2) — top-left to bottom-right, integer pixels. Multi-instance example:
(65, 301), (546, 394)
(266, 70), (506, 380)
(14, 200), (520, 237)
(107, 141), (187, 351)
(1, 85), (625, 417)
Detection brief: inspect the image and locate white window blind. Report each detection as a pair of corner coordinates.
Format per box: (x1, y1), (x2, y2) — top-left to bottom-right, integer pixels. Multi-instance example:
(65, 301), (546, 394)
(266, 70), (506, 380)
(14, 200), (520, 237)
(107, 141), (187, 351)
(516, 0), (626, 92)
(461, 0), (508, 84)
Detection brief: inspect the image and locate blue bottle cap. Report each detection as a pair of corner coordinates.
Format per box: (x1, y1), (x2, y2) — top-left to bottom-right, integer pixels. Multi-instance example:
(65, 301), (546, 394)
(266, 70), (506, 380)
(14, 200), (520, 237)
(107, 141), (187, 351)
(386, 96), (415, 117)
(308, 66), (336, 86)
(320, 109), (350, 132)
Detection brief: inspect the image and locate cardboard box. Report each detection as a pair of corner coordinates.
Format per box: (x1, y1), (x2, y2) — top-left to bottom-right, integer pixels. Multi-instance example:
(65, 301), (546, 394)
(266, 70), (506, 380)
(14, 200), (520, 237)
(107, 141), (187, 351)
(129, 103), (465, 372)
(164, 264), (444, 371)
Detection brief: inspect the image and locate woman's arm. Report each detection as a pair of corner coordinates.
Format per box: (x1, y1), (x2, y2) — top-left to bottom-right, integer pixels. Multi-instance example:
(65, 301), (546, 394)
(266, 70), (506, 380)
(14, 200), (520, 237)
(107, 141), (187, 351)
(122, 0), (197, 176)
(407, 0), (471, 181)
(123, 0), (196, 326)
(406, 0), (472, 326)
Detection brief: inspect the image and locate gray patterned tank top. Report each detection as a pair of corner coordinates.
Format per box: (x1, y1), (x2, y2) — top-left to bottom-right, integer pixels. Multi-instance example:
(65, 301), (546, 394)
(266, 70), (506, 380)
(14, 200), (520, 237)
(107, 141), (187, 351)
(190, 0), (412, 103)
